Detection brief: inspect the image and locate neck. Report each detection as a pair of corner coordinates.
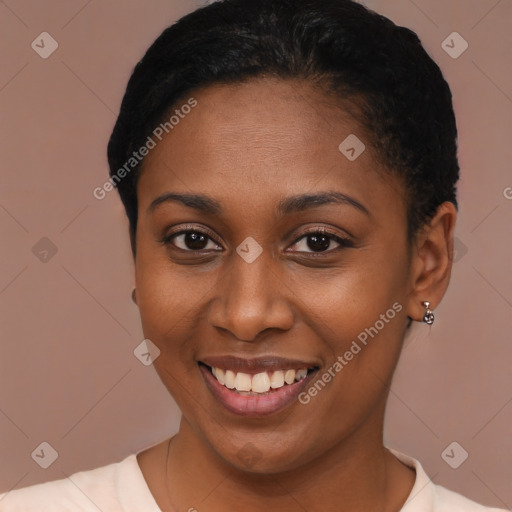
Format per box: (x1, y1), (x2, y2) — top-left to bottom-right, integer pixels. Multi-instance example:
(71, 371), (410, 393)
(164, 409), (415, 512)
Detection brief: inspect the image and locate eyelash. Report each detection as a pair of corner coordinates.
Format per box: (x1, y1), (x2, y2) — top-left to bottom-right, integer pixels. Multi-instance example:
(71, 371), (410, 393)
(158, 224), (354, 255)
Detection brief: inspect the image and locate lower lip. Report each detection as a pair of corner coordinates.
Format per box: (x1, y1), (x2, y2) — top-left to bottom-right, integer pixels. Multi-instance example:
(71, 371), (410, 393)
(199, 364), (318, 417)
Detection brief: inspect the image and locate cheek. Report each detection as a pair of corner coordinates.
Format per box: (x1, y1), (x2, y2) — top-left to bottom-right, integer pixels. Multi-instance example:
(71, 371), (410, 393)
(292, 245), (409, 338)
(134, 240), (204, 368)
(289, 247), (409, 405)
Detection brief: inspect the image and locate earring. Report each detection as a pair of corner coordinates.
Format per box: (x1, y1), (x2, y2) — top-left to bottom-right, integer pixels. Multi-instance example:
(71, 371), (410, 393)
(131, 288), (137, 305)
(422, 301), (434, 325)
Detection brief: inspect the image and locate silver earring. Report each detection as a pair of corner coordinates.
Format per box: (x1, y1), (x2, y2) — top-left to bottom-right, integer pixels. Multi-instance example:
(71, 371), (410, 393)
(422, 301), (434, 325)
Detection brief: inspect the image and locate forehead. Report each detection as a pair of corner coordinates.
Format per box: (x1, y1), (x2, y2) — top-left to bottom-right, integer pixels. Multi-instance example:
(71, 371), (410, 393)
(137, 77), (403, 216)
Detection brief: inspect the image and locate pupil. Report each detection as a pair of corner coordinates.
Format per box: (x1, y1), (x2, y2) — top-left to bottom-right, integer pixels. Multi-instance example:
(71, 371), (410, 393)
(308, 234), (329, 252)
(186, 232), (207, 250)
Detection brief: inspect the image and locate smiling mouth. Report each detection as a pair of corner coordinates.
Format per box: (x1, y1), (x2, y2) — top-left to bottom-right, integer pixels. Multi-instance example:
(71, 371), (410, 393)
(199, 362), (318, 395)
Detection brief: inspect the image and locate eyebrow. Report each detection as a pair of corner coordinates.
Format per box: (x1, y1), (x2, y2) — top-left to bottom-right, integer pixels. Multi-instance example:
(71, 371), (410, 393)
(148, 191), (370, 216)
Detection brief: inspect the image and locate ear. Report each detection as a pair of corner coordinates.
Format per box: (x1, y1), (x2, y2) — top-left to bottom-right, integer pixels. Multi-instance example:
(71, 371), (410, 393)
(406, 201), (457, 322)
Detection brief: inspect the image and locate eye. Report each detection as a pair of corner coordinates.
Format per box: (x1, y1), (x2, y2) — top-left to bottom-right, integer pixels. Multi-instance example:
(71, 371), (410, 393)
(159, 225), (353, 255)
(159, 225), (222, 252)
(287, 228), (353, 254)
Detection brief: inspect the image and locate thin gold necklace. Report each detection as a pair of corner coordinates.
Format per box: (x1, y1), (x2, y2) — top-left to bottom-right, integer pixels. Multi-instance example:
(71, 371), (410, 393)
(163, 437), (179, 512)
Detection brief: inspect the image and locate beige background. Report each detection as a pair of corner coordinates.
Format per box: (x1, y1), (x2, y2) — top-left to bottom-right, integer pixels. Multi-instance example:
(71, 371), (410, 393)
(0, 0), (511, 508)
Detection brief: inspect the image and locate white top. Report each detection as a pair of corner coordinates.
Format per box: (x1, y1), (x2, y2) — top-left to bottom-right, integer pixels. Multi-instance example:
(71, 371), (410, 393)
(0, 447), (506, 511)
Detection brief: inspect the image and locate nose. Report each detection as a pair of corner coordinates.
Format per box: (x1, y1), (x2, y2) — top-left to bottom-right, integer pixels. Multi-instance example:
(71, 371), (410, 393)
(207, 247), (294, 342)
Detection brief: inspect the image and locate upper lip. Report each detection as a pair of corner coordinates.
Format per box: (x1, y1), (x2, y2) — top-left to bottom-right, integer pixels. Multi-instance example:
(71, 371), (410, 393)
(199, 355), (320, 374)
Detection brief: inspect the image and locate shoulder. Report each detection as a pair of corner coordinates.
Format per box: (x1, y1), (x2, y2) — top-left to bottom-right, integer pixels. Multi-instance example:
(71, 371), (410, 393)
(387, 447), (508, 512)
(433, 484), (508, 512)
(0, 456), (128, 512)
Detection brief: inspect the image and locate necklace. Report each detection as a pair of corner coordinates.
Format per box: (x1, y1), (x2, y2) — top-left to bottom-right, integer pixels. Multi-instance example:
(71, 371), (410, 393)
(163, 437), (179, 512)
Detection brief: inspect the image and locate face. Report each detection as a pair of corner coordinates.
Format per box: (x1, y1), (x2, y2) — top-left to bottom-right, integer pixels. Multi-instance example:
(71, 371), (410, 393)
(134, 77), (414, 473)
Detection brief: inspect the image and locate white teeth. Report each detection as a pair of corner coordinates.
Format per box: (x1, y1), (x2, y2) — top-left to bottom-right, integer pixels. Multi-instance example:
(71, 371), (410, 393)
(210, 366), (311, 394)
(215, 368), (226, 385)
(270, 370), (285, 389)
(295, 368), (308, 381)
(251, 372), (271, 393)
(224, 370), (236, 389)
(234, 372), (252, 392)
(284, 369), (296, 385)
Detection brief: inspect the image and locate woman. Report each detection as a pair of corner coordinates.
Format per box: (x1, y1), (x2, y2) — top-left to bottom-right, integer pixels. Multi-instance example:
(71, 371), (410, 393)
(0, 0), (507, 510)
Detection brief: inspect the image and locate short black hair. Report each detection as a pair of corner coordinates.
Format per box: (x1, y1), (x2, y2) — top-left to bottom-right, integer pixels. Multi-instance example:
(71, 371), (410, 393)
(107, 0), (459, 255)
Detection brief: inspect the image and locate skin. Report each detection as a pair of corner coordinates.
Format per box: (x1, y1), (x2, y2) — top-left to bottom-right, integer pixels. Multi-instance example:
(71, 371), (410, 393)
(132, 77), (457, 512)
